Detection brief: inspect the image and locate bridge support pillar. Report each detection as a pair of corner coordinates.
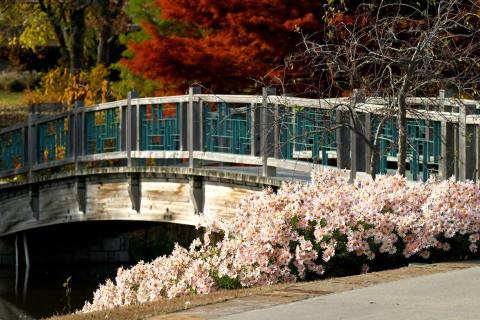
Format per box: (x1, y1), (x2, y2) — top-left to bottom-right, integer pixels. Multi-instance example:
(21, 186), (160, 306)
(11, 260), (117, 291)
(13, 233), (29, 268)
(15, 235), (19, 268)
(128, 173), (141, 213)
(23, 232), (30, 268)
(29, 184), (39, 220)
(189, 176), (204, 215)
(76, 176), (86, 213)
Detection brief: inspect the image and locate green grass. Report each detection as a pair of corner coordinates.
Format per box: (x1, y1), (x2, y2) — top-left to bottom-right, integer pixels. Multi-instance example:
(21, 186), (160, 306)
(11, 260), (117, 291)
(0, 90), (29, 129)
(0, 90), (24, 106)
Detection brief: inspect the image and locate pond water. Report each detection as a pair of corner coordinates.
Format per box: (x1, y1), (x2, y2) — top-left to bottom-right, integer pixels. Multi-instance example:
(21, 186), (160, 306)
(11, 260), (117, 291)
(0, 222), (198, 319)
(0, 264), (121, 319)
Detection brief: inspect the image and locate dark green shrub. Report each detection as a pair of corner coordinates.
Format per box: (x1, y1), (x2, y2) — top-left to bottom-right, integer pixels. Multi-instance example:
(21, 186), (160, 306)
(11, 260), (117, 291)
(8, 79), (26, 92)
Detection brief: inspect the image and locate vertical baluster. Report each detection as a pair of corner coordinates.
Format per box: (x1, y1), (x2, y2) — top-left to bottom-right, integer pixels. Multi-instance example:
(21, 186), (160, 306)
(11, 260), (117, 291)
(433, 121), (440, 164)
(140, 106), (145, 150)
(423, 138), (429, 181)
(412, 140), (419, 181)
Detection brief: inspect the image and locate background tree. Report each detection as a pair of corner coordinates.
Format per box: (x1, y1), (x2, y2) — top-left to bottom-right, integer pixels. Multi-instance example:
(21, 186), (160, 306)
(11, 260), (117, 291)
(290, 0), (480, 177)
(0, 0), (126, 72)
(121, 1), (329, 94)
(0, 1), (57, 51)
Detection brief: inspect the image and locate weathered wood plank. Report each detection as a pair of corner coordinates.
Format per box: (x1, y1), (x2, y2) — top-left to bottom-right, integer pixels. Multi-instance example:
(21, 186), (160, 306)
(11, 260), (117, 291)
(203, 182), (261, 221)
(39, 183), (78, 219)
(0, 194), (35, 234)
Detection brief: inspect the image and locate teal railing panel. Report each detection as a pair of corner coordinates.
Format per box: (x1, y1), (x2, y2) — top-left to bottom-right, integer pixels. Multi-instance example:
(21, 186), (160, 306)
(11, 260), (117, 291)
(294, 108), (336, 165)
(140, 104), (180, 151)
(203, 102), (251, 155)
(373, 117), (441, 181)
(0, 129), (24, 171)
(278, 106), (294, 160)
(37, 117), (69, 163)
(85, 108), (120, 154)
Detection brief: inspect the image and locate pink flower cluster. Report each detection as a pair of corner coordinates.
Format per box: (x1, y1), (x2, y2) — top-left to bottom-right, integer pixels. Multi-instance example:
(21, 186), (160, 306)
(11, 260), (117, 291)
(81, 170), (480, 313)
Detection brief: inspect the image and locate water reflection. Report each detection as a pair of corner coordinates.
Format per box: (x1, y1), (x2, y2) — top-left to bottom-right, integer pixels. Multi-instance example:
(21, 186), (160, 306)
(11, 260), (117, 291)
(0, 264), (121, 319)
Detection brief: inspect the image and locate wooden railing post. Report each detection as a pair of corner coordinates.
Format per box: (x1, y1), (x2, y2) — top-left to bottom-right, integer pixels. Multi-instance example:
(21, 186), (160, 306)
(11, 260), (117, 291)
(336, 105), (350, 171)
(127, 91), (138, 167)
(476, 117), (480, 182)
(273, 103), (280, 159)
(71, 107), (76, 170)
(180, 95), (188, 153)
(439, 90), (455, 180)
(27, 113), (36, 179)
(458, 100), (476, 181)
(261, 87), (276, 177)
(349, 89), (365, 181)
(250, 102), (260, 157)
(73, 101), (84, 171)
(135, 97), (141, 151)
(27, 115), (32, 178)
(188, 86), (201, 168)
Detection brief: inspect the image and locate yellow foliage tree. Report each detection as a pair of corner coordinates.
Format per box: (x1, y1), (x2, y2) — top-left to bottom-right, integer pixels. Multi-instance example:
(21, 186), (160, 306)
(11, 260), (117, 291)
(0, 2), (57, 50)
(23, 65), (112, 107)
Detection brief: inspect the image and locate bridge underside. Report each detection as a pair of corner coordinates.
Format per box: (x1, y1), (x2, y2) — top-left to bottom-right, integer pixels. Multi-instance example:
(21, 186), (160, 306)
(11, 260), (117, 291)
(0, 167), (278, 237)
(0, 220), (199, 266)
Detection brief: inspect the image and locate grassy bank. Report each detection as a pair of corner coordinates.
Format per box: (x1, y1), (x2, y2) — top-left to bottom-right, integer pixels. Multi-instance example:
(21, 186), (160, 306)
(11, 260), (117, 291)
(0, 91), (23, 105)
(0, 90), (29, 129)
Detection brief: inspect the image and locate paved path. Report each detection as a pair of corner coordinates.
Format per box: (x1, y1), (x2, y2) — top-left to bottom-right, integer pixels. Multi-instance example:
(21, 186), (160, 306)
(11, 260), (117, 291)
(219, 266), (480, 320)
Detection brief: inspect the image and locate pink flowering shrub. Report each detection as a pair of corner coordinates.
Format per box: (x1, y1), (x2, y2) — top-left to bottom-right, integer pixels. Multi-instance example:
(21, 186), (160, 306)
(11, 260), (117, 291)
(81, 170), (480, 313)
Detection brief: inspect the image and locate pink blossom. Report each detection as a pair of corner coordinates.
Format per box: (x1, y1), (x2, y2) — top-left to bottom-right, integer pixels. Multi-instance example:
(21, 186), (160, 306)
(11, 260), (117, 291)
(80, 170), (480, 314)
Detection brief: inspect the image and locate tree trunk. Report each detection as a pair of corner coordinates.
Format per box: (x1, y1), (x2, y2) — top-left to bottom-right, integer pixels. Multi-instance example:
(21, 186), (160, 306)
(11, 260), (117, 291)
(96, 0), (113, 66)
(397, 97), (408, 176)
(37, 0), (69, 66)
(369, 144), (379, 180)
(96, 26), (112, 66)
(69, 7), (86, 72)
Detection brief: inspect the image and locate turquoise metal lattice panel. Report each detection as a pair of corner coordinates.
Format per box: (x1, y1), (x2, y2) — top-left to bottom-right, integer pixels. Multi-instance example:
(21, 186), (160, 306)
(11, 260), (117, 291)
(293, 108), (336, 165)
(373, 117), (441, 181)
(203, 102), (251, 155)
(0, 129), (24, 171)
(85, 108), (120, 154)
(140, 104), (180, 150)
(278, 106), (294, 160)
(38, 117), (69, 163)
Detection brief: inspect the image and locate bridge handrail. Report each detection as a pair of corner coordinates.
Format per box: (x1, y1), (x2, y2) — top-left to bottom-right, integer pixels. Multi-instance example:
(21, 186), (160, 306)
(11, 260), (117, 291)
(1, 93), (479, 135)
(0, 88), (479, 181)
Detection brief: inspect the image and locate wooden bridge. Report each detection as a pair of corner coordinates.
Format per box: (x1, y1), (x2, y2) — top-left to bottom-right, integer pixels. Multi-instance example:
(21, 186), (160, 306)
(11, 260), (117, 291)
(0, 87), (479, 240)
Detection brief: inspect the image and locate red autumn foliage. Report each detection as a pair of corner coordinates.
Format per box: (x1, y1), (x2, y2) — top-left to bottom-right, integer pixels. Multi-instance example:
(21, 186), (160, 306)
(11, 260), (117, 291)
(122, 1), (328, 94)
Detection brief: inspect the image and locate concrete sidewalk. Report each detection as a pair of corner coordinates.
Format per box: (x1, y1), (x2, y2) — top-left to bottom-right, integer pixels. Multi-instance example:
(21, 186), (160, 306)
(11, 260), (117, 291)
(219, 266), (480, 320)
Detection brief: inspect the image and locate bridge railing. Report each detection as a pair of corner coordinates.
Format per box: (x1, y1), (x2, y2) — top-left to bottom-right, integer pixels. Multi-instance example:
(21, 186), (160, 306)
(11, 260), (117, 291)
(0, 87), (479, 182)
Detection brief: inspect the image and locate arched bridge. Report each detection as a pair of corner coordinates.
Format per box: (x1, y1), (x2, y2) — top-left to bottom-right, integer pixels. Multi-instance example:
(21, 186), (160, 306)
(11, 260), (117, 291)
(1, 87), (479, 238)
(0, 166), (288, 237)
